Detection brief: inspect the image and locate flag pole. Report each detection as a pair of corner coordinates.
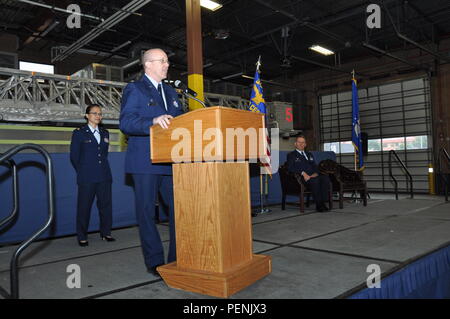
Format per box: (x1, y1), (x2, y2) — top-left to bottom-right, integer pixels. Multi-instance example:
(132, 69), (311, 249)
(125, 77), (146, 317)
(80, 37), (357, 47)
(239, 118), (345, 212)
(253, 170), (271, 216)
(352, 69), (356, 171)
(259, 172), (264, 212)
(251, 55), (271, 216)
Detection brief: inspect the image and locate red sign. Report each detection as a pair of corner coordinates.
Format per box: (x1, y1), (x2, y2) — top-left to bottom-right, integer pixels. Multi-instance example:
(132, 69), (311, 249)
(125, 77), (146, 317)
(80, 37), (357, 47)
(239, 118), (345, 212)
(285, 107), (293, 122)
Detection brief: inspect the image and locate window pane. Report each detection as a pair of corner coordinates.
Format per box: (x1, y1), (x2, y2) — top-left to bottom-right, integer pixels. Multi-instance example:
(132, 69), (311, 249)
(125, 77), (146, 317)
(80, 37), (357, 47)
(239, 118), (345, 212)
(406, 135), (428, 150)
(382, 137), (405, 151)
(340, 141), (355, 153)
(324, 142), (339, 153)
(368, 139), (381, 152)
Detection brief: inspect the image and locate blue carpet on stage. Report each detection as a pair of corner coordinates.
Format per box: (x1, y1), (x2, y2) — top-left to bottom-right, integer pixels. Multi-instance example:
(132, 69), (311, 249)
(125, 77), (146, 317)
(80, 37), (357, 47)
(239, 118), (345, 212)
(349, 244), (450, 299)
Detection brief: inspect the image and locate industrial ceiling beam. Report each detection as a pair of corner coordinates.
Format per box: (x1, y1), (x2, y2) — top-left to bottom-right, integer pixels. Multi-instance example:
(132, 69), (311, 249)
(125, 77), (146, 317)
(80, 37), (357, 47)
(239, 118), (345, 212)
(51, 0), (152, 62)
(290, 55), (366, 77)
(17, 0), (103, 22)
(251, 0), (350, 46)
(361, 42), (430, 72)
(383, 2), (450, 64)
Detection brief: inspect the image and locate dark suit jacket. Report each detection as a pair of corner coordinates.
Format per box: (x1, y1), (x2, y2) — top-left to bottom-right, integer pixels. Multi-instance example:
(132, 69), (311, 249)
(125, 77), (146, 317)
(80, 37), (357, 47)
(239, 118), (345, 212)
(119, 75), (184, 175)
(70, 124), (112, 185)
(286, 150), (320, 176)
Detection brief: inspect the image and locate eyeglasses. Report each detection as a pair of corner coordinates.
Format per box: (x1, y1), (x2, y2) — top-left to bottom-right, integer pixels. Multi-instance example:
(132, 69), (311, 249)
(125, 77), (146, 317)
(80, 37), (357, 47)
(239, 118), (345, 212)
(89, 112), (103, 116)
(149, 58), (170, 65)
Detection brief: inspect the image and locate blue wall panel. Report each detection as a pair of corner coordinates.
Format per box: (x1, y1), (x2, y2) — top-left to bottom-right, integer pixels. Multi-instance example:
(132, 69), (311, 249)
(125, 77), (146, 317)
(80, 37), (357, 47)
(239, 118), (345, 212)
(0, 150), (335, 244)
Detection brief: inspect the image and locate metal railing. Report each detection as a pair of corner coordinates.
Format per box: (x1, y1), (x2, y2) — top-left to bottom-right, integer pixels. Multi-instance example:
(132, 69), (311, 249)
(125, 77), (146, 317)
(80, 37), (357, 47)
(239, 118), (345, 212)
(0, 144), (55, 299)
(438, 147), (450, 202)
(388, 150), (414, 200)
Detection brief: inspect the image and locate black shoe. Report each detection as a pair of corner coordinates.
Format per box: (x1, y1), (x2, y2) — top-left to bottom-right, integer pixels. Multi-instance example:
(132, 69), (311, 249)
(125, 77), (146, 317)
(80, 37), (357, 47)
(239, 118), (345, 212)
(322, 204), (329, 211)
(101, 235), (116, 242)
(316, 206), (324, 212)
(147, 264), (163, 278)
(78, 240), (89, 247)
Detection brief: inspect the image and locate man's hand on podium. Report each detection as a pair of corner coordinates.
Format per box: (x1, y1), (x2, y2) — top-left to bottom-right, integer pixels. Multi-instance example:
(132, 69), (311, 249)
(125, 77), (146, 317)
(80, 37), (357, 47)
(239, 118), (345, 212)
(153, 114), (174, 129)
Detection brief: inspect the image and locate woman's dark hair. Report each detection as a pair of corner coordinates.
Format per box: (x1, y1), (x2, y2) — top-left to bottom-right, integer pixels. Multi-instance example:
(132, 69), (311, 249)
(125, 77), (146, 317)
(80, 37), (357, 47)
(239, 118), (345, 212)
(85, 104), (101, 114)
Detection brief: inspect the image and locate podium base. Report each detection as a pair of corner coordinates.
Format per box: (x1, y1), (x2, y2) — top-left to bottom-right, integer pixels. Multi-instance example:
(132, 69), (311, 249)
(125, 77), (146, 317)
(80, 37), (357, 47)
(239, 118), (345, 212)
(157, 254), (272, 298)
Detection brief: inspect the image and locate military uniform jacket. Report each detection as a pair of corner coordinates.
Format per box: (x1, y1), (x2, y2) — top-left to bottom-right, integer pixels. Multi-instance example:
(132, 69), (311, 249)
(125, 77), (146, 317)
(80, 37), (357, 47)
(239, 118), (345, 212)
(119, 75), (184, 175)
(286, 150), (319, 176)
(70, 124), (113, 185)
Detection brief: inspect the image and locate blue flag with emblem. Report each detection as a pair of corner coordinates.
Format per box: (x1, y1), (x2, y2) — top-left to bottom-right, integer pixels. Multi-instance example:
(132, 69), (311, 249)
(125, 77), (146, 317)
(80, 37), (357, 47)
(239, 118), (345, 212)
(352, 76), (364, 170)
(249, 58), (266, 114)
(248, 56), (272, 176)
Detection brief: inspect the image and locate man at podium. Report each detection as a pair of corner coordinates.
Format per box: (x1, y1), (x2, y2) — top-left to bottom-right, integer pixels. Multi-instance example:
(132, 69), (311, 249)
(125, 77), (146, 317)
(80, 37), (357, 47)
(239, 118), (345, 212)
(119, 48), (184, 276)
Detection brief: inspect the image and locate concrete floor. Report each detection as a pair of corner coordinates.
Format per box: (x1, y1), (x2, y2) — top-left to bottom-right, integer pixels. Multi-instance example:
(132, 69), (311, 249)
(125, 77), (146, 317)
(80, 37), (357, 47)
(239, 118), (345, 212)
(0, 194), (449, 299)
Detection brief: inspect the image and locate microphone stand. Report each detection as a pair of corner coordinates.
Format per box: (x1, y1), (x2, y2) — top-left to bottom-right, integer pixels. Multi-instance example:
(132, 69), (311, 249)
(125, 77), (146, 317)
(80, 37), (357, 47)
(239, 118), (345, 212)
(185, 93), (207, 108)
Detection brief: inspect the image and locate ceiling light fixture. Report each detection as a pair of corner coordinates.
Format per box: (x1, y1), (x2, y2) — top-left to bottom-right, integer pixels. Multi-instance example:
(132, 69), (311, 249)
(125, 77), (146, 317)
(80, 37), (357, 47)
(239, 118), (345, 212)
(309, 45), (334, 56)
(200, 0), (223, 11)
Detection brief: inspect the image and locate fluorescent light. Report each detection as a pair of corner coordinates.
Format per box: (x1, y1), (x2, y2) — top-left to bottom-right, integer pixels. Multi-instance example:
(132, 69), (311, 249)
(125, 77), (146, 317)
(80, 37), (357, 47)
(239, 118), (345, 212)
(19, 61), (54, 74)
(309, 45), (334, 56)
(200, 0), (222, 11)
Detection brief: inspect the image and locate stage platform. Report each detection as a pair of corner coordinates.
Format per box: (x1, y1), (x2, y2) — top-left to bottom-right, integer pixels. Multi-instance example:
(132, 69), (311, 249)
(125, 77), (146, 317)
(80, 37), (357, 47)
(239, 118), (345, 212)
(0, 194), (449, 299)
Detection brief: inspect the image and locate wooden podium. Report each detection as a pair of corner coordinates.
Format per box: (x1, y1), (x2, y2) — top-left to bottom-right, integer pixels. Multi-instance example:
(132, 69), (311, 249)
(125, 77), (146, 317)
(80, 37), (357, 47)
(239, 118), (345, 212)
(150, 106), (272, 298)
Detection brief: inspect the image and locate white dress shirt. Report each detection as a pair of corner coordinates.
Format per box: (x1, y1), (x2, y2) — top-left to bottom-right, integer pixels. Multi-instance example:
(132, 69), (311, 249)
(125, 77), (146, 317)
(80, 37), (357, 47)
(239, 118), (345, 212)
(88, 124), (100, 144)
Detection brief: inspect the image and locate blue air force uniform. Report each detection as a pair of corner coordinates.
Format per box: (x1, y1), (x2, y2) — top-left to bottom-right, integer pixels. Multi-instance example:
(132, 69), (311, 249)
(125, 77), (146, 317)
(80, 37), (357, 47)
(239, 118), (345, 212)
(286, 150), (330, 208)
(70, 124), (113, 241)
(119, 75), (184, 270)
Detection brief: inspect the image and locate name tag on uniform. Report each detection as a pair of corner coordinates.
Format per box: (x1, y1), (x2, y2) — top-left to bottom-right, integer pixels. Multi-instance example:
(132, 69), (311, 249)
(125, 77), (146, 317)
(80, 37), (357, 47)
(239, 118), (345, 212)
(84, 139), (92, 143)
(173, 100), (179, 108)
(104, 138), (109, 143)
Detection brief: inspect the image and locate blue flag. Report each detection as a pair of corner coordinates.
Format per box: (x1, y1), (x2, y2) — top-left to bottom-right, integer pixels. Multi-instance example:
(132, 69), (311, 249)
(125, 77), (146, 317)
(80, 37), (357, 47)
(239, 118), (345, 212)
(248, 65), (266, 114)
(248, 58), (272, 176)
(352, 78), (364, 170)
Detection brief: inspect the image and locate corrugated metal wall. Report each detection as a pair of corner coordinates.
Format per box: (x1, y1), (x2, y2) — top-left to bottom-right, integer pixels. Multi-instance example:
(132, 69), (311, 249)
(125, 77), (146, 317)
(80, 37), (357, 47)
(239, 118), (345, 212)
(319, 77), (432, 193)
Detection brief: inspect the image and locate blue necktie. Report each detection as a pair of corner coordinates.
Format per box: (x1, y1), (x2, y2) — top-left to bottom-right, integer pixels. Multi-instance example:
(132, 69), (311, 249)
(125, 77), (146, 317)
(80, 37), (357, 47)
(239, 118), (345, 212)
(157, 83), (167, 110)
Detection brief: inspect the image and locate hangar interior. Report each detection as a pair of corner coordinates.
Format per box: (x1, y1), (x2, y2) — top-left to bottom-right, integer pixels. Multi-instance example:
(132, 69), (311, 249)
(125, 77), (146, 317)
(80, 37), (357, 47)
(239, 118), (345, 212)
(0, 0), (449, 300)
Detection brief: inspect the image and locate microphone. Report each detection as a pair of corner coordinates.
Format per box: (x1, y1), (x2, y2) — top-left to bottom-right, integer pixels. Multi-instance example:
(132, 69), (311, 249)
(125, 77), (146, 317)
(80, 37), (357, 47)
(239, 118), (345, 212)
(164, 79), (207, 107)
(173, 80), (198, 97)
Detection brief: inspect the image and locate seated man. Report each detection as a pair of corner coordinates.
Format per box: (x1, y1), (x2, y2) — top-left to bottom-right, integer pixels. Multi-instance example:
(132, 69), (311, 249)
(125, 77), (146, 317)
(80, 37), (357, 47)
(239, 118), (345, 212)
(286, 135), (330, 212)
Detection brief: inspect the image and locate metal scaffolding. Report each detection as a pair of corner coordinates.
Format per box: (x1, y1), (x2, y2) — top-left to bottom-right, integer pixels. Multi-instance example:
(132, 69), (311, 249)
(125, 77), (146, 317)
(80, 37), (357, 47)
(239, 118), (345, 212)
(0, 67), (125, 122)
(0, 67), (254, 123)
